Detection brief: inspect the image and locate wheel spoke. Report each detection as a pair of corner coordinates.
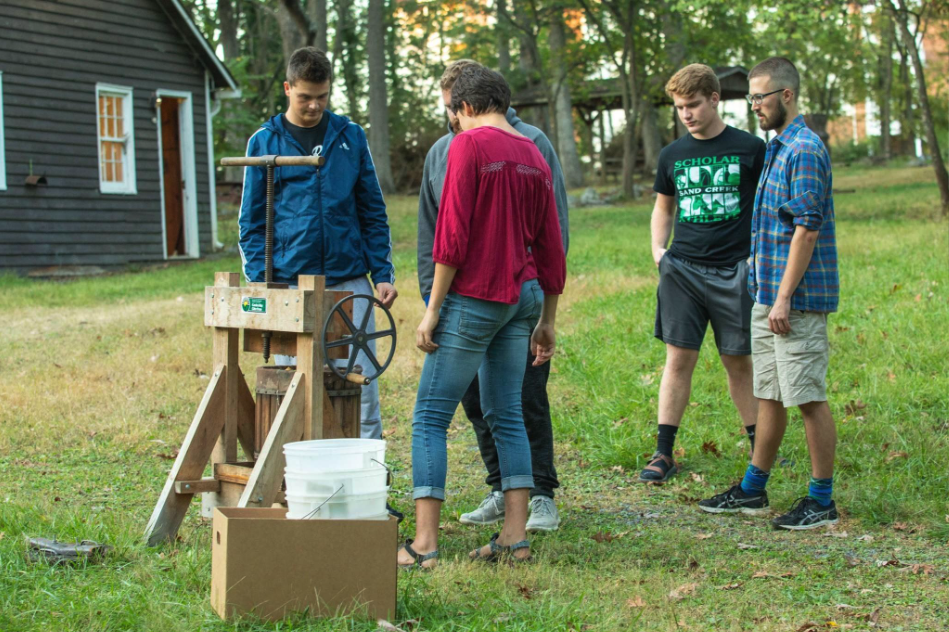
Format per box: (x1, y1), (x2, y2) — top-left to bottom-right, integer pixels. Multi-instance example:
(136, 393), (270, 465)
(366, 328), (396, 340)
(337, 308), (358, 335)
(325, 336), (355, 349)
(363, 348), (383, 372)
(345, 351), (358, 375)
(359, 302), (373, 331)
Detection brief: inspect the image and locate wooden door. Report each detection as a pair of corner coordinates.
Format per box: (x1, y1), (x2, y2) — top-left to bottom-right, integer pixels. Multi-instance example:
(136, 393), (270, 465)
(161, 98), (186, 257)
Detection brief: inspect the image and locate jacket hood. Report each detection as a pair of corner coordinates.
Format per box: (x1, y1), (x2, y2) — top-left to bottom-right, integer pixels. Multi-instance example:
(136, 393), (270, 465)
(263, 110), (351, 135)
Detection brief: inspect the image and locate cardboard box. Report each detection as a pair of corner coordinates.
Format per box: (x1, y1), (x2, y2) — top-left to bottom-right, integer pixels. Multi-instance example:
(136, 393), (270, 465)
(211, 507), (397, 621)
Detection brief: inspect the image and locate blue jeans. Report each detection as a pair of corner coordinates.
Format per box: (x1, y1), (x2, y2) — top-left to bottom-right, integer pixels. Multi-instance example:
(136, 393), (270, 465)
(412, 279), (544, 501)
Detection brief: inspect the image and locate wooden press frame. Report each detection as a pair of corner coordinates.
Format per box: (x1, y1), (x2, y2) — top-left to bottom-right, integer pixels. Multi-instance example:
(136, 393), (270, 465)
(145, 272), (355, 546)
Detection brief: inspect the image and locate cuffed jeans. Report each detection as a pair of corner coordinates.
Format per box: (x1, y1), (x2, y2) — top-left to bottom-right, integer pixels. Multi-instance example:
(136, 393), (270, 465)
(412, 279), (543, 501)
(461, 353), (559, 499)
(275, 276), (383, 439)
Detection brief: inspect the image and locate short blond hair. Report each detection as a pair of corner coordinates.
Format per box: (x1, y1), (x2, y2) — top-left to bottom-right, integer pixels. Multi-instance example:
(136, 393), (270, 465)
(439, 59), (482, 91)
(665, 64), (720, 99)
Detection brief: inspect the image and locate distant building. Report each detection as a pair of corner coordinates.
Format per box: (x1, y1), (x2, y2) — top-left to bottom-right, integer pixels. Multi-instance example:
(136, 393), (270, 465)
(0, 0), (239, 274)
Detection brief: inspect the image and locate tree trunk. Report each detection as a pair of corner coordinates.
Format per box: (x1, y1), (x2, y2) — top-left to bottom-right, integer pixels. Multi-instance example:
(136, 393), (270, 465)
(218, 0), (240, 61)
(622, 24), (639, 199)
(898, 43), (917, 152)
(878, 9), (894, 160)
(513, 0), (549, 134)
(309, 0), (328, 52)
(276, 2), (307, 64)
(548, 10), (584, 188)
(640, 97), (662, 175)
(277, 0), (316, 56)
(497, 0), (511, 74)
(332, 0), (361, 123)
(891, 0), (949, 214)
(367, 0), (396, 193)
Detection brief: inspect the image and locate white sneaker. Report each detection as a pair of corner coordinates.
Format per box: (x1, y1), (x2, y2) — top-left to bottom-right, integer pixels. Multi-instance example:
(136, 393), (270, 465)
(459, 491), (505, 525)
(526, 496), (560, 532)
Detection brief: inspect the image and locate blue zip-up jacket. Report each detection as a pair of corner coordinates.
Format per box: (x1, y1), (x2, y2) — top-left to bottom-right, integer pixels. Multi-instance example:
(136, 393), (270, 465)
(238, 111), (395, 286)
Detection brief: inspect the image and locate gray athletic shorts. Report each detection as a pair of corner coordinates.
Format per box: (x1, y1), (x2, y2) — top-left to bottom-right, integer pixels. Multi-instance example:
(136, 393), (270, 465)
(654, 252), (752, 355)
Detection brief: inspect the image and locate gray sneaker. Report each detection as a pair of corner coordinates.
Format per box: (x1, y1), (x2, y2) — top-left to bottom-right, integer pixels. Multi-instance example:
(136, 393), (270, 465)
(459, 491), (505, 525)
(526, 496), (560, 532)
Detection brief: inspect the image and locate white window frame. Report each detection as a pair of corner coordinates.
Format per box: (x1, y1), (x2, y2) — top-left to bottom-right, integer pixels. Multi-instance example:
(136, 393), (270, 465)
(0, 71), (6, 191)
(95, 83), (137, 195)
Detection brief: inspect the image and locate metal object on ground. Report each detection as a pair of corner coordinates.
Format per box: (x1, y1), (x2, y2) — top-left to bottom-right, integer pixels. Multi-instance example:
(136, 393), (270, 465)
(322, 294), (397, 384)
(26, 538), (112, 565)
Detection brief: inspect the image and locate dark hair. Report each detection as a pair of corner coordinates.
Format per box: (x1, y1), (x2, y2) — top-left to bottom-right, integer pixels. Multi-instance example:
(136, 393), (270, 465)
(450, 66), (511, 116)
(287, 47), (333, 85)
(748, 57), (800, 97)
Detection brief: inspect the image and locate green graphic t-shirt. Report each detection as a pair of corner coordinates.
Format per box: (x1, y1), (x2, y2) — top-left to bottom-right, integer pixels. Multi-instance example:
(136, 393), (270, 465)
(654, 125), (766, 266)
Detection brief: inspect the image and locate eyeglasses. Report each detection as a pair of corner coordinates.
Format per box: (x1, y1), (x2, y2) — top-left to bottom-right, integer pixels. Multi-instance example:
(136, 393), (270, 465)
(745, 89), (788, 106)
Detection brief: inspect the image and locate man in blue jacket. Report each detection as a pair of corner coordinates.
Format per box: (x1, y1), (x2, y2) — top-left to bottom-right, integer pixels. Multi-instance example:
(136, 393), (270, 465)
(239, 47), (397, 440)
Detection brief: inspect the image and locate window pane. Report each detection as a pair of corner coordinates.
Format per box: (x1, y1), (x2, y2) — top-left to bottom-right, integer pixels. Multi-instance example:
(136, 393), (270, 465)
(103, 143), (114, 182)
(114, 142), (125, 183)
(98, 97), (107, 135)
(116, 113), (124, 138)
(107, 103), (115, 138)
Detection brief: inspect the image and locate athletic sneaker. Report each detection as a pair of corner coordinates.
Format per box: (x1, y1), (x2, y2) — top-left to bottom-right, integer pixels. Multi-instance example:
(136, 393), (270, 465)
(771, 497), (839, 530)
(459, 491), (505, 525)
(698, 484), (769, 515)
(526, 496), (560, 533)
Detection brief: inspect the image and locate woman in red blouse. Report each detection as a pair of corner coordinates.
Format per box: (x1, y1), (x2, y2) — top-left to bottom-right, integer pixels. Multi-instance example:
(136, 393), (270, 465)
(397, 67), (566, 569)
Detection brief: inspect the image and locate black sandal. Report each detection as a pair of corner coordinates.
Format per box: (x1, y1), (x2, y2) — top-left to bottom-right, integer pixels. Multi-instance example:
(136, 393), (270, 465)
(639, 452), (679, 483)
(469, 532), (533, 564)
(398, 539), (438, 570)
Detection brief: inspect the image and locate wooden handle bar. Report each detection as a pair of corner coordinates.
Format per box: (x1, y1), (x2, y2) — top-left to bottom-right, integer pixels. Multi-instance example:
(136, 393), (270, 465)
(220, 155), (326, 167)
(345, 373), (371, 386)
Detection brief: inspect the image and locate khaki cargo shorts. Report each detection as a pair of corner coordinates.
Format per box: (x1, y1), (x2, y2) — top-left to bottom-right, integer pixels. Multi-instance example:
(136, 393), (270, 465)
(751, 303), (829, 408)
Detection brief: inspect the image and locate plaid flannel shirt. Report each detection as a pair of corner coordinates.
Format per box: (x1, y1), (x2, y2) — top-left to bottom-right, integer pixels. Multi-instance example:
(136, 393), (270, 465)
(750, 115), (839, 313)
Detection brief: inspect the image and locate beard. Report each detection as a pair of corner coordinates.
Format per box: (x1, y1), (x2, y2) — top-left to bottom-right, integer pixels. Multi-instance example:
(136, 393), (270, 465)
(449, 117), (462, 134)
(759, 99), (788, 131)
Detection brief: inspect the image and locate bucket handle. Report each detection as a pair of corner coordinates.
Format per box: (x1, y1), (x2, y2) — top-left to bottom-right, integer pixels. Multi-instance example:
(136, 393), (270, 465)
(301, 484), (345, 520)
(371, 458), (393, 487)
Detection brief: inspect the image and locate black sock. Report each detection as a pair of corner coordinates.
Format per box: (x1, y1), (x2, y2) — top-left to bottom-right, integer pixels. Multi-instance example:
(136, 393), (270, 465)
(745, 424), (756, 451)
(656, 424), (679, 458)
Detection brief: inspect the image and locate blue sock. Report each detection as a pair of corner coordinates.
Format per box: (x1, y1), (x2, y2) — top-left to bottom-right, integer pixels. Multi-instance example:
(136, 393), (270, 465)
(740, 464), (770, 495)
(808, 477), (833, 506)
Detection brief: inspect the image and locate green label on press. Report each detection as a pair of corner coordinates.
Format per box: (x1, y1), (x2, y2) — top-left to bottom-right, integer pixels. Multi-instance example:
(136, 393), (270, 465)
(241, 297), (267, 314)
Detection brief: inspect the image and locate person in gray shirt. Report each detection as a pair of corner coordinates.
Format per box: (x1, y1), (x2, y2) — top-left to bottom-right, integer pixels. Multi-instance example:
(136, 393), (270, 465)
(417, 59), (569, 532)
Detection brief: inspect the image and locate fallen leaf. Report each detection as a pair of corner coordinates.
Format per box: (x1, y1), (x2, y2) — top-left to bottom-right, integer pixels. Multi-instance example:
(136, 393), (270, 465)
(626, 596), (646, 608)
(891, 522), (912, 531)
(737, 543), (759, 550)
(674, 447), (686, 458)
(610, 465), (626, 475)
(915, 293), (922, 302)
(157, 450), (179, 461)
(690, 472), (705, 484)
(824, 530), (849, 538)
(518, 584), (534, 599)
(53, 362), (63, 369)
(700, 441), (720, 457)
(752, 571), (793, 580)
(376, 620), (406, 632)
(150, 354), (160, 362)
(690, 401), (700, 407)
(382, 428), (397, 438)
(887, 372), (896, 383)
(591, 531), (628, 543)
(890, 283), (901, 294)
(885, 451), (909, 463)
(612, 417), (628, 428)
(910, 564), (935, 575)
(844, 399), (867, 416)
(795, 623), (820, 632)
(869, 608), (882, 625)
(835, 604), (856, 611)
(875, 559), (902, 568)
(668, 582), (698, 601)
(856, 534), (874, 542)
(719, 582), (743, 590)
(688, 559), (700, 571)
(694, 533), (713, 540)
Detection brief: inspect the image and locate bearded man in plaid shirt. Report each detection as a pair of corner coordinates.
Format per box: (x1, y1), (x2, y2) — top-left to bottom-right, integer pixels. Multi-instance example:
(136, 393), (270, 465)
(699, 57), (841, 530)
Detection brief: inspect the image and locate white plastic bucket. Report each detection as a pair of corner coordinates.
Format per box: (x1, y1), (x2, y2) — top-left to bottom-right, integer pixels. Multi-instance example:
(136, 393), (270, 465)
(285, 490), (387, 520)
(285, 467), (388, 497)
(283, 439), (386, 473)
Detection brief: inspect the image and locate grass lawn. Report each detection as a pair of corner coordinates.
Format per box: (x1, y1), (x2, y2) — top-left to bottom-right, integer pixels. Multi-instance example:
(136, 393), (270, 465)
(1, 164), (947, 631)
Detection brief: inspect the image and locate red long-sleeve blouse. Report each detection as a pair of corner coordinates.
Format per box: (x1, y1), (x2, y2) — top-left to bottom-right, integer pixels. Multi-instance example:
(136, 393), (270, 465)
(433, 126), (567, 304)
